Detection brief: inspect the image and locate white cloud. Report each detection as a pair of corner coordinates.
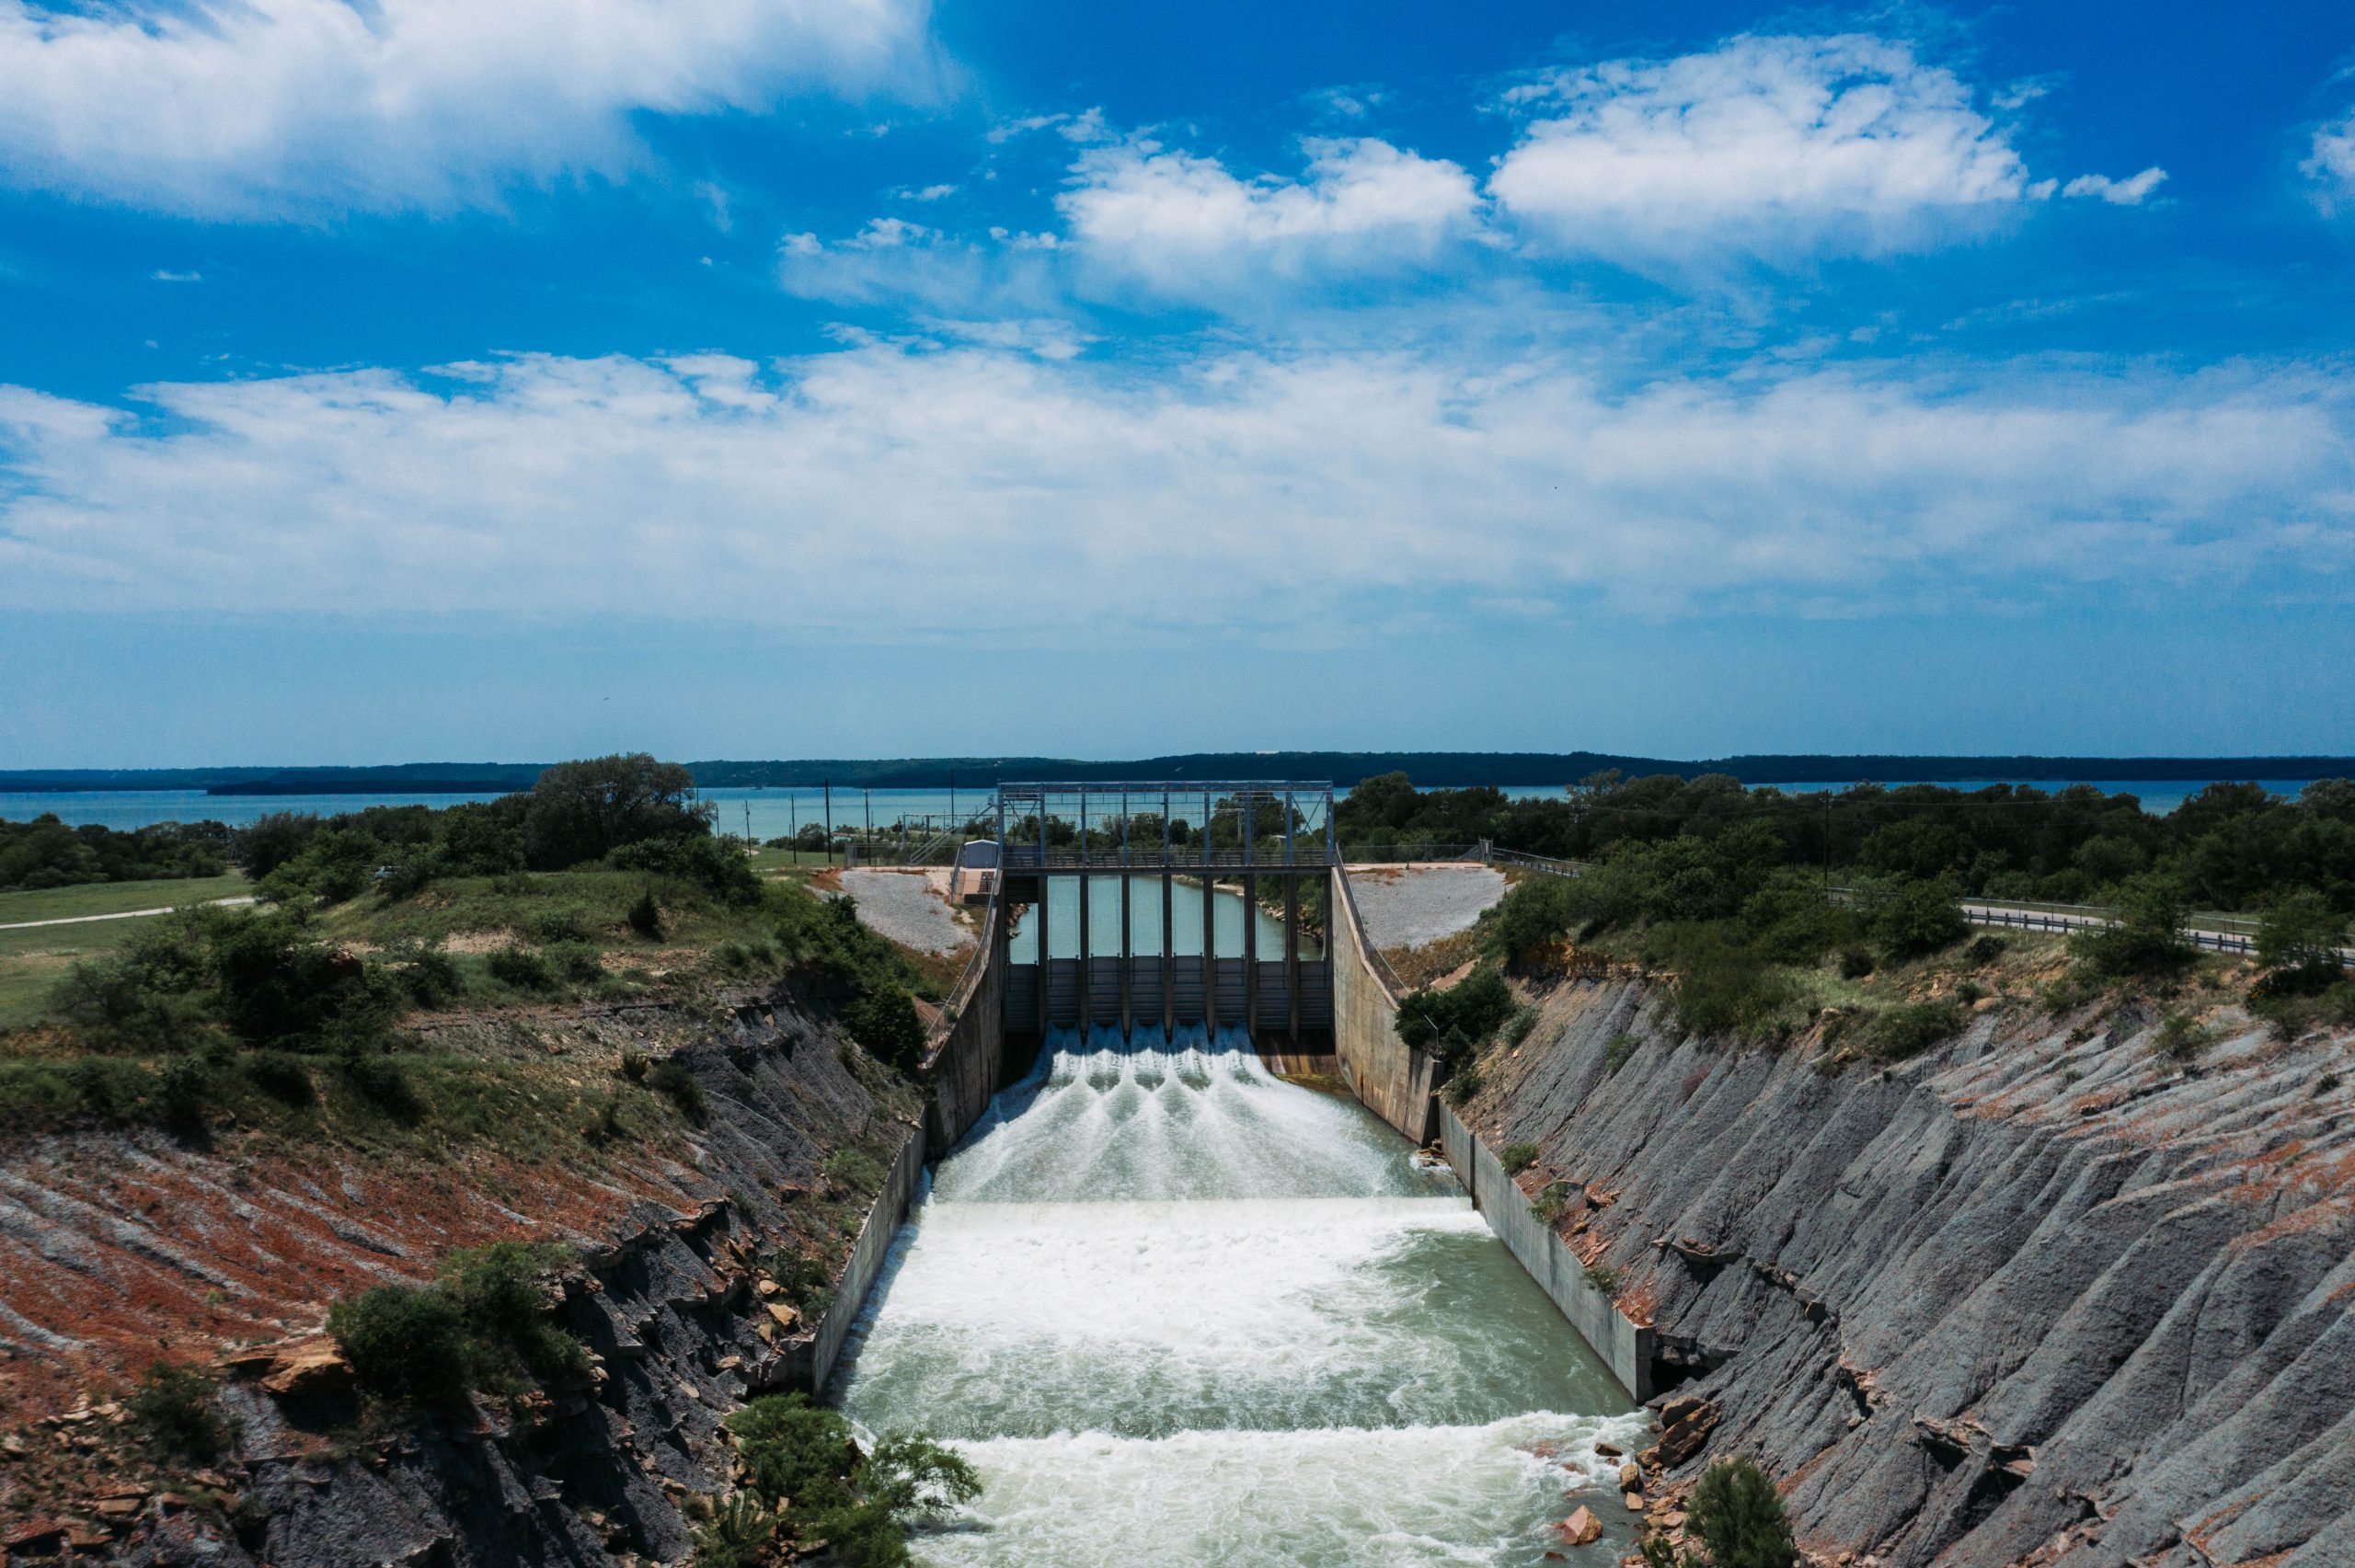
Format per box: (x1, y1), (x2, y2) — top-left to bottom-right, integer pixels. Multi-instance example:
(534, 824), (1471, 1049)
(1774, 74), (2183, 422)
(2305, 110), (2355, 212)
(2062, 167), (2166, 205)
(0, 0), (935, 216)
(148, 269), (201, 282)
(0, 346), (2343, 635)
(1060, 137), (1479, 283)
(1490, 35), (2062, 256)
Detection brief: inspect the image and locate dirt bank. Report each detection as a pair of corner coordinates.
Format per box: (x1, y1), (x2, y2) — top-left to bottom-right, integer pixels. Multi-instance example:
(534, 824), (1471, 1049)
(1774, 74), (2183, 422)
(1462, 978), (2354, 1568)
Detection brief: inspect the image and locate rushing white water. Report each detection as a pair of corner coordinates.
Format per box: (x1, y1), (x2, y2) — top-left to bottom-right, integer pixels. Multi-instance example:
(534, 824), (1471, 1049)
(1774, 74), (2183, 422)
(833, 1026), (1643, 1566)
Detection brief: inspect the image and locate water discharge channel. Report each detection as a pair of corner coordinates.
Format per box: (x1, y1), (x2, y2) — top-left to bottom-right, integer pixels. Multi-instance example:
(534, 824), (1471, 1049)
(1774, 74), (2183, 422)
(833, 1024), (1644, 1565)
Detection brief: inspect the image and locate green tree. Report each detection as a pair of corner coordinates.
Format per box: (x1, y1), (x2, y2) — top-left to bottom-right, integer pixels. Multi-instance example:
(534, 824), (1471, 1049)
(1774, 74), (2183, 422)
(1870, 878), (1967, 959)
(846, 982), (928, 1075)
(1641, 1457), (1795, 1568)
(522, 753), (707, 869)
(2072, 873), (2197, 979)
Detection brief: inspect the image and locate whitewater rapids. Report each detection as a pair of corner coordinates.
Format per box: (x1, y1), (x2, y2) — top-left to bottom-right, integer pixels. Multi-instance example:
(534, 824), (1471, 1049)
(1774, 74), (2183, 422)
(832, 1026), (1643, 1566)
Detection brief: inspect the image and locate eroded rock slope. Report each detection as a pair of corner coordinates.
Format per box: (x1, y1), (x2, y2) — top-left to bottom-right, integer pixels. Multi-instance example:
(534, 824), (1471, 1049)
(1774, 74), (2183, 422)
(1467, 979), (2354, 1568)
(1, 989), (919, 1566)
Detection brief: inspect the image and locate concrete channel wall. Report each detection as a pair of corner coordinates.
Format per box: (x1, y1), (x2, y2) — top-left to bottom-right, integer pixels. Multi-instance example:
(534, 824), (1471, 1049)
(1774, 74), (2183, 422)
(809, 892), (1008, 1392)
(1327, 866), (1441, 1143)
(1438, 1101), (1652, 1402)
(800, 1127), (927, 1394)
(1328, 865), (1650, 1402)
(924, 893), (1006, 1156)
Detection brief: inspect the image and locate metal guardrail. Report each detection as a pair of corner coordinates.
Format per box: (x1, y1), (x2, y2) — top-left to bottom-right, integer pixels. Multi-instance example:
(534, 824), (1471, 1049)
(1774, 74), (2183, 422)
(925, 886), (1000, 1052)
(1002, 846), (1336, 870)
(1476, 845), (2352, 970)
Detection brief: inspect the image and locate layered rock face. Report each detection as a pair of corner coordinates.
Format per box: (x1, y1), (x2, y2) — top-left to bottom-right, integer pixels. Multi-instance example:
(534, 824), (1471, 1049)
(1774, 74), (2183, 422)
(1465, 979), (2354, 1568)
(1, 990), (919, 1567)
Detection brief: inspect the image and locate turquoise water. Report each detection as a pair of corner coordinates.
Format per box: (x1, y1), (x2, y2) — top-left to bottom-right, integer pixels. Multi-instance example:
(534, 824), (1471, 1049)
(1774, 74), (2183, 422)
(832, 1027), (1640, 1565)
(1008, 874), (1311, 960)
(4, 776), (2328, 832)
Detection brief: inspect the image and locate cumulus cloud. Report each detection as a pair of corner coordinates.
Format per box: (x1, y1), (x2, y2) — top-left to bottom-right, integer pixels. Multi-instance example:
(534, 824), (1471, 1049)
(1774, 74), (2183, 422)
(1058, 136), (1479, 285)
(2062, 167), (2166, 205)
(1490, 35), (2096, 256)
(0, 345), (2344, 635)
(0, 0), (934, 216)
(2305, 109), (2355, 212)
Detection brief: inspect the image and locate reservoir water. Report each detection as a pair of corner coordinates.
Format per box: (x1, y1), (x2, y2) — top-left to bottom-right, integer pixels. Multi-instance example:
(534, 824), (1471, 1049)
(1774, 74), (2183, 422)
(1007, 874), (1311, 960)
(832, 1026), (1642, 1565)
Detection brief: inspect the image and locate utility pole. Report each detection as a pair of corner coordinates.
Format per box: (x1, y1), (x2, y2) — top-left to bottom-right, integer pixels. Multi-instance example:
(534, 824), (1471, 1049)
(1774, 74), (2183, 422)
(823, 781), (833, 867)
(1823, 793), (1834, 890)
(949, 768), (957, 831)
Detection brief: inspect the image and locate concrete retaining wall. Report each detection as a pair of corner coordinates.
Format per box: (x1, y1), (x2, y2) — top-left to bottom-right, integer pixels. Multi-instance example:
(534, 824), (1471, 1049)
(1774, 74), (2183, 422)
(1327, 867), (1441, 1142)
(1438, 1101), (1652, 1402)
(924, 894), (1005, 1156)
(804, 1126), (927, 1394)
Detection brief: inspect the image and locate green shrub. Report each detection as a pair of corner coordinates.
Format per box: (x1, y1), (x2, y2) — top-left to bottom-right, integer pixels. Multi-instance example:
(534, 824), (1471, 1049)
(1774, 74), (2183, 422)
(1394, 967), (1515, 1061)
(1963, 933), (2009, 967)
(1441, 1059), (1483, 1105)
(646, 1059), (707, 1123)
(487, 947), (556, 991)
(617, 1048), (649, 1082)
(1870, 878), (1968, 959)
(1837, 948), (1875, 979)
(1499, 1140), (1540, 1175)
(2153, 1013), (2217, 1062)
(385, 941), (463, 1007)
(545, 942), (606, 985)
(764, 1251), (834, 1316)
(1687, 1457), (1796, 1568)
(2071, 874), (2198, 980)
(1603, 1032), (1637, 1075)
(1581, 1261), (1620, 1295)
(327, 1242), (583, 1414)
(1954, 980), (1986, 1006)
(1866, 1001), (1965, 1062)
(246, 1049), (316, 1105)
(725, 1396), (980, 1568)
(125, 1362), (226, 1464)
(608, 833), (760, 903)
(626, 888), (664, 940)
(438, 1242), (587, 1389)
(335, 1047), (423, 1122)
(1532, 1181), (1573, 1223)
(1737, 871), (1846, 966)
(1485, 876), (1579, 963)
(156, 1054), (212, 1138)
(328, 1284), (473, 1410)
(1501, 1005), (1540, 1048)
(846, 982), (928, 1075)
(1647, 925), (1792, 1042)
(690, 1494), (777, 1568)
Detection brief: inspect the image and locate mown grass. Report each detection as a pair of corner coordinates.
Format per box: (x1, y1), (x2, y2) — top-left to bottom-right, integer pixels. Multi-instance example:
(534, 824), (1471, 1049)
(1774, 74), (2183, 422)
(0, 877), (255, 1028)
(0, 875), (251, 927)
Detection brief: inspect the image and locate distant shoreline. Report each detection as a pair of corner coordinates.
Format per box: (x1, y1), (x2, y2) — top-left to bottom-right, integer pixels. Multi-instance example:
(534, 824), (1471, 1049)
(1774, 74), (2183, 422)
(3, 751), (2350, 796)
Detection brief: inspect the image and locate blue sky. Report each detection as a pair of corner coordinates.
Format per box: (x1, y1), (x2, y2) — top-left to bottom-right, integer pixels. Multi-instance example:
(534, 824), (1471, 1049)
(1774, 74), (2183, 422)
(2, 0), (2352, 765)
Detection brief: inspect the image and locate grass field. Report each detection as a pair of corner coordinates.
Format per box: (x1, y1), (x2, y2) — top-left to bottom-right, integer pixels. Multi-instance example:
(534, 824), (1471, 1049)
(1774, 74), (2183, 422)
(0, 876), (254, 1029)
(0, 874), (250, 927)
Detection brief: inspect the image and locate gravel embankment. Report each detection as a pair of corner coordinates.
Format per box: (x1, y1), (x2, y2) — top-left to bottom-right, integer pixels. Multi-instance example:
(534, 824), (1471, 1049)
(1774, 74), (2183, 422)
(1347, 864), (1506, 949)
(839, 869), (974, 956)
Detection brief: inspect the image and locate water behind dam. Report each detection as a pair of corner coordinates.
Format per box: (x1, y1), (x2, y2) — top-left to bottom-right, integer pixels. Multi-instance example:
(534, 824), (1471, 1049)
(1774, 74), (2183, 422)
(833, 1026), (1642, 1565)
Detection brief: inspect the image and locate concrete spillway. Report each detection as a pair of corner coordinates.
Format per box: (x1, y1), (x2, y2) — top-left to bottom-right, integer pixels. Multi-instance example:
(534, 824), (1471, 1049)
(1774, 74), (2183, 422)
(833, 1026), (1642, 1565)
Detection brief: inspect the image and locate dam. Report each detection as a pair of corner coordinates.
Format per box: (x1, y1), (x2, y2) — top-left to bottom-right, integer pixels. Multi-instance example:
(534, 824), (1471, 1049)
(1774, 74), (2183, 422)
(823, 784), (1652, 1563)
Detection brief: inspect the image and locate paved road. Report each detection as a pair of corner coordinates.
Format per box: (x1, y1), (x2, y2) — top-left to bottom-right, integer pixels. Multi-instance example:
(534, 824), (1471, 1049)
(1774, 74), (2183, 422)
(0, 896), (258, 933)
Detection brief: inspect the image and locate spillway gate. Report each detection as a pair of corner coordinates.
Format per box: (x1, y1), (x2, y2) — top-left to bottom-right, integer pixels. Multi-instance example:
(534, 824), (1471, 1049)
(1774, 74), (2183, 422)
(990, 781), (1336, 1048)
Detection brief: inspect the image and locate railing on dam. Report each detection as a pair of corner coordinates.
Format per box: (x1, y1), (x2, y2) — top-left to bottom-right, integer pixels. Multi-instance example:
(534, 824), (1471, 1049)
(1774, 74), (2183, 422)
(994, 781), (1339, 1044)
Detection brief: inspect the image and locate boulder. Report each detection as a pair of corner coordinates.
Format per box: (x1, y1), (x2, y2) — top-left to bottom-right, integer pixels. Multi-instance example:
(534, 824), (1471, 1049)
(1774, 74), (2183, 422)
(224, 1339), (354, 1401)
(1557, 1506), (1603, 1546)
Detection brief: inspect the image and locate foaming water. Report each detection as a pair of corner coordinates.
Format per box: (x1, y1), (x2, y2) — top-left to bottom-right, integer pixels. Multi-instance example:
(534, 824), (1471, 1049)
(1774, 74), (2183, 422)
(909, 1413), (1655, 1568)
(833, 1026), (1640, 1564)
